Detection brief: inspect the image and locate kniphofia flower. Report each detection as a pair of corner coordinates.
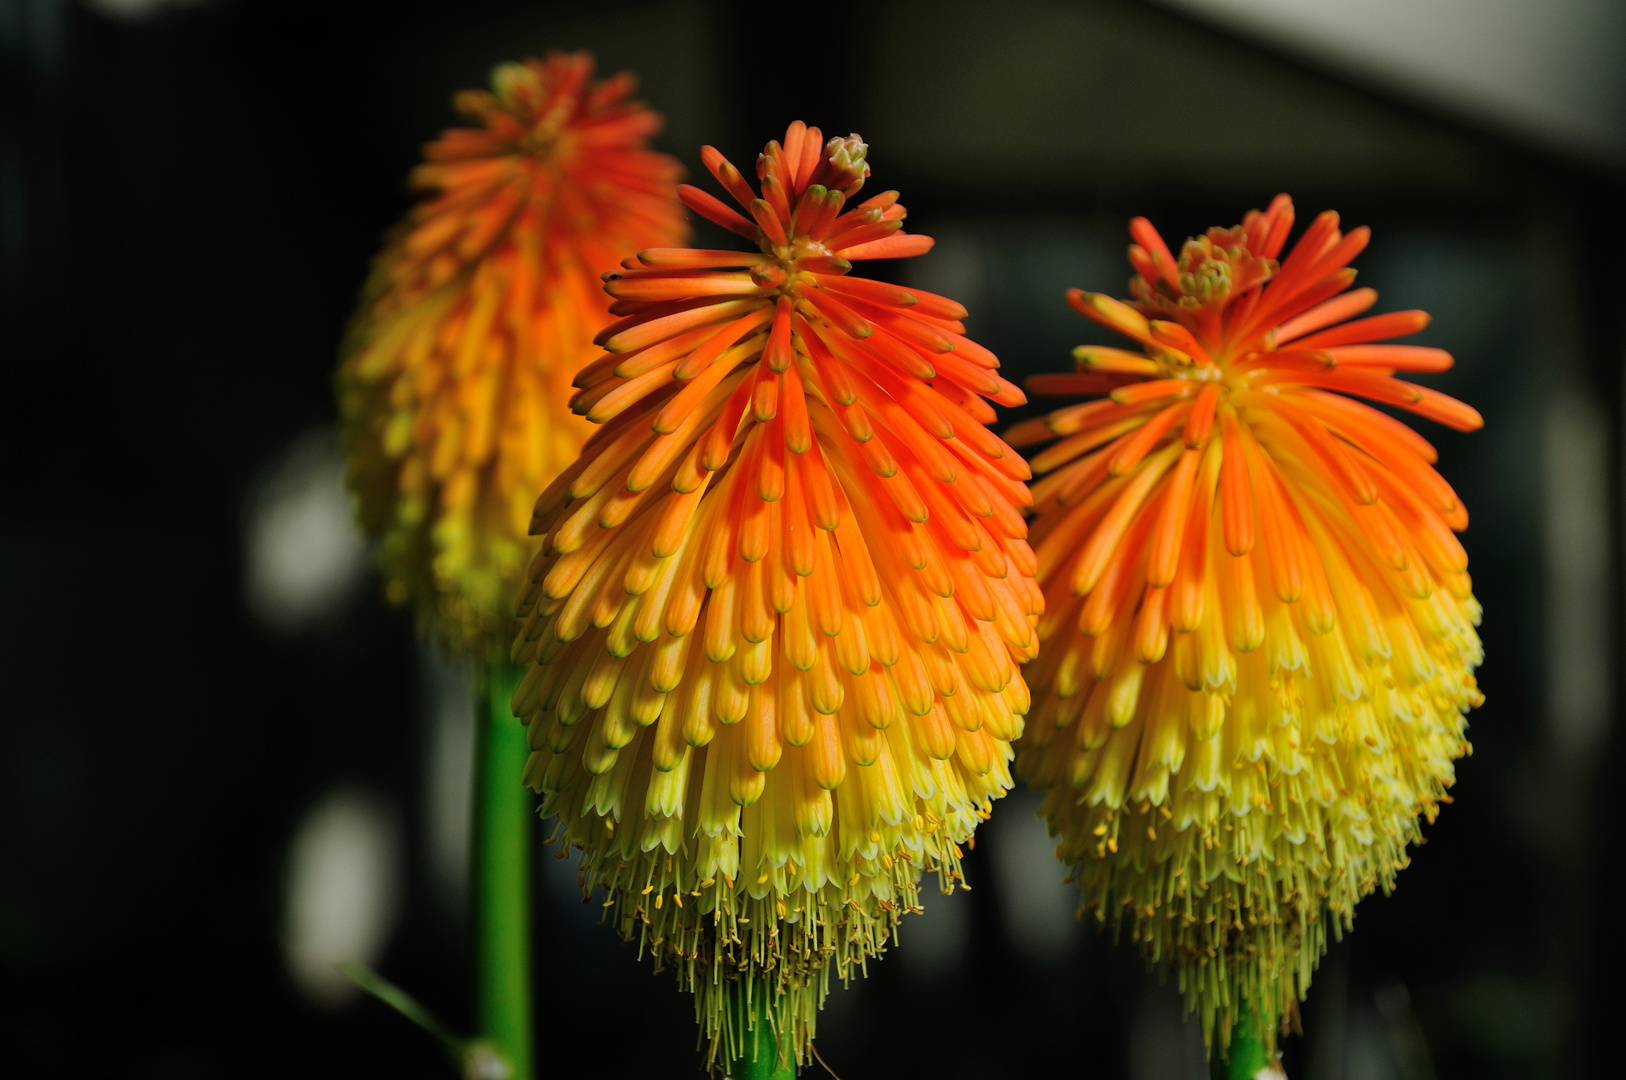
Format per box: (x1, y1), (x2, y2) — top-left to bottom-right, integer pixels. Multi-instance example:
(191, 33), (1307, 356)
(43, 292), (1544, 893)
(340, 53), (686, 655)
(1010, 197), (1483, 1052)
(513, 123), (1040, 1066)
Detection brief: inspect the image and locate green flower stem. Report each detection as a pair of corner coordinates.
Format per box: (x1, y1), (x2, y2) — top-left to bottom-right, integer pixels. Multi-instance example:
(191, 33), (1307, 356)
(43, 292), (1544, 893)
(475, 659), (534, 1080)
(726, 983), (795, 1080)
(1212, 999), (1274, 1080)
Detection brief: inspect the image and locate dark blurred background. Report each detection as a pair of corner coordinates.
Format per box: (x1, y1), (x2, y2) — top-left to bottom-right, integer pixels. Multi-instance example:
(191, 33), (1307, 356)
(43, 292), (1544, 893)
(3, 1), (1624, 1077)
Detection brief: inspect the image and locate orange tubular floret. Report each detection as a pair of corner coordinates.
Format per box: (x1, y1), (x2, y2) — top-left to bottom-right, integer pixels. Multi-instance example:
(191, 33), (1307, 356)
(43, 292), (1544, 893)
(1289, 309), (1430, 349)
(1324, 345), (1452, 372)
(1150, 320), (1212, 364)
(1242, 428), (1305, 603)
(514, 123), (1037, 1069)
(679, 183), (758, 238)
(1109, 400), (1190, 475)
(1130, 217), (1183, 295)
(1147, 448), (1201, 587)
(1013, 195), (1483, 1053)
(638, 247), (769, 269)
(1218, 407), (1255, 556)
(842, 233), (935, 260)
(1069, 288), (1156, 346)
(1111, 379), (1193, 408)
(1184, 383), (1221, 447)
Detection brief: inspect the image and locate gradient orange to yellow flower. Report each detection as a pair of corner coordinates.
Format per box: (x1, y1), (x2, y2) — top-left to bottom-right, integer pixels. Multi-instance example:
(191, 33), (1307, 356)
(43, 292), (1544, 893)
(1010, 196), (1483, 1052)
(512, 123), (1040, 1066)
(339, 53), (686, 655)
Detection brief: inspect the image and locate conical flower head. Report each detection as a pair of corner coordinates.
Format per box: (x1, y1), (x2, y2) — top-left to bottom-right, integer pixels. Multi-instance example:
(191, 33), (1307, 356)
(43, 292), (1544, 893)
(340, 52), (687, 655)
(1010, 197), (1484, 1051)
(514, 123), (1041, 1066)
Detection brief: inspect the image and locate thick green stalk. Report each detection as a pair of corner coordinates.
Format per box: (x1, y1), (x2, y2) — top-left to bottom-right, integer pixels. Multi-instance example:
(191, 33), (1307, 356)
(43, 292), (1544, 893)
(726, 983), (795, 1080)
(474, 659), (534, 1080)
(1211, 999), (1274, 1080)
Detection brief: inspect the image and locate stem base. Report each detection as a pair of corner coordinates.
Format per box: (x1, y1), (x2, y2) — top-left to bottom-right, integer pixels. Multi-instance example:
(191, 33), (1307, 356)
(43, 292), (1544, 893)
(475, 660), (534, 1080)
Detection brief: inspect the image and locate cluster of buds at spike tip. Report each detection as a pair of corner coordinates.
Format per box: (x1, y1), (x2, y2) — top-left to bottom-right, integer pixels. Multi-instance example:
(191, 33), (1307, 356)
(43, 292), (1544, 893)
(512, 123), (1041, 1068)
(339, 52), (687, 656)
(1010, 196), (1484, 1054)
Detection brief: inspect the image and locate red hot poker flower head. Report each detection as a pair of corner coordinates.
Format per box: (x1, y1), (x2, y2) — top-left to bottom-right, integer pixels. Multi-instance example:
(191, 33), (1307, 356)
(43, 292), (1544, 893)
(340, 53), (686, 656)
(1011, 196), (1484, 1052)
(514, 123), (1041, 1067)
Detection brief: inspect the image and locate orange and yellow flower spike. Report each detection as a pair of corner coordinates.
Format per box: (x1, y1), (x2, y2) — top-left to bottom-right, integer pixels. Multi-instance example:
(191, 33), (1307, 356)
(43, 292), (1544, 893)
(340, 53), (687, 656)
(513, 123), (1041, 1067)
(1011, 197), (1484, 1056)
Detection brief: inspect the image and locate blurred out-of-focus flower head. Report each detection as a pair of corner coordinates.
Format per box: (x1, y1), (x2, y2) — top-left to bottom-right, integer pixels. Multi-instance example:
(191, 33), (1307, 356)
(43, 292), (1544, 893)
(1010, 196), (1484, 1053)
(340, 52), (687, 656)
(513, 122), (1041, 1067)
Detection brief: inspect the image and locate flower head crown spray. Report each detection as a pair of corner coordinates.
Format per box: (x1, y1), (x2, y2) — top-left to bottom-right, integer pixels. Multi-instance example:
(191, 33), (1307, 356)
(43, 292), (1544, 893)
(514, 123), (1041, 1068)
(336, 54), (686, 1079)
(1011, 197), (1483, 1059)
(340, 53), (687, 656)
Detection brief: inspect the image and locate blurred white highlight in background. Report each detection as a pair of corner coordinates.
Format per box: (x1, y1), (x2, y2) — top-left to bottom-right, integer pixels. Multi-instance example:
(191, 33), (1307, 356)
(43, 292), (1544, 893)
(422, 647), (476, 921)
(243, 427), (369, 634)
(283, 786), (404, 1007)
(85, 0), (210, 21)
(1534, 388), (1612, 757)
(1543, 388), (1611, 760)
(987, 788), (1078, 962)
